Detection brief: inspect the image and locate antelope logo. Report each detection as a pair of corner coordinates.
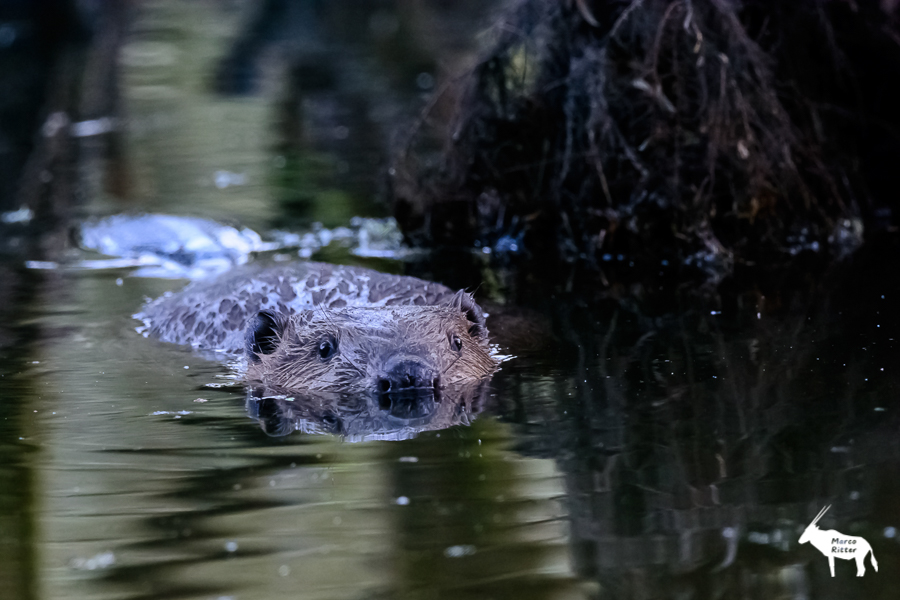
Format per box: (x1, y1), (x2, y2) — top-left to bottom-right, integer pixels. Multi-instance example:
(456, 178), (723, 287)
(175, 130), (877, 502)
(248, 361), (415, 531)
(799, 505), (878, 577)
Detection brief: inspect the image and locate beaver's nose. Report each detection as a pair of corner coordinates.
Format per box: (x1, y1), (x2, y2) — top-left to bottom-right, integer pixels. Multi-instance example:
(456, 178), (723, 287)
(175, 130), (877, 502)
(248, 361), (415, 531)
(378, 359), (439, 393)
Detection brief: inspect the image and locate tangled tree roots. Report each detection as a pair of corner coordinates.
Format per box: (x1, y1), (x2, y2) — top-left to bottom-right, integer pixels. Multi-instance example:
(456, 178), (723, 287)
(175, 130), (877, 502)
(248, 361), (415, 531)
(392, 0), (900, 280)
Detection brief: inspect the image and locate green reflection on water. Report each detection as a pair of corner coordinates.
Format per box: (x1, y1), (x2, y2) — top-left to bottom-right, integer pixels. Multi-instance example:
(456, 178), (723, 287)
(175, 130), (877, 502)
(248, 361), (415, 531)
(0, 379), (38, 600)
(114, 1), (278, 230)
(9, 261), (576, 599)
(384, 421), (582, 599)
(6, 3), (571, 597)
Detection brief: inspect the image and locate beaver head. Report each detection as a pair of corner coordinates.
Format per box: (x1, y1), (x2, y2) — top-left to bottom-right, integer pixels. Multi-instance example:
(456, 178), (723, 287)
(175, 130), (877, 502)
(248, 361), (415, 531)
(243, 290), (497, 394)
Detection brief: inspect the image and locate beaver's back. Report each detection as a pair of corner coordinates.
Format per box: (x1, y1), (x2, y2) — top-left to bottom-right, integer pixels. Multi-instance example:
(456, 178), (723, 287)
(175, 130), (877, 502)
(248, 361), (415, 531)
(135, 262), (456, 352)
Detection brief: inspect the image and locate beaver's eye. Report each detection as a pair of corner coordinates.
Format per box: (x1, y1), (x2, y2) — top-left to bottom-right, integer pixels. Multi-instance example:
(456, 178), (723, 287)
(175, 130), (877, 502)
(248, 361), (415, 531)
(449, 333), (463, 352)
(318, 335), (338, 361)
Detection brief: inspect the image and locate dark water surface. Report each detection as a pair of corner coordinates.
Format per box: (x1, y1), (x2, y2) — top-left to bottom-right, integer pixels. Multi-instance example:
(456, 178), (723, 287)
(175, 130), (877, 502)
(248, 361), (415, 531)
(2, 2), (900, 600)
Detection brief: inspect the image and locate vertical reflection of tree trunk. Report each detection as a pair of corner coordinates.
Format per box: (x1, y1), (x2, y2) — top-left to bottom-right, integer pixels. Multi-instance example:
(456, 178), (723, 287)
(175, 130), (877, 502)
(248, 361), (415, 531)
(0, 265), (42, 600)
(0, 426), (37, 600)
(0, 4), (126, 598)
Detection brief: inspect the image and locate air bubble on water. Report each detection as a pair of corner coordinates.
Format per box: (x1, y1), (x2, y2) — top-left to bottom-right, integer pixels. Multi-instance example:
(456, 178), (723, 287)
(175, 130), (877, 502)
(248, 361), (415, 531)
(416, 72), (435, 90)
(444, 545), (476, 558)
(747, 532), (769, 544)
(70, 551), (116, 571)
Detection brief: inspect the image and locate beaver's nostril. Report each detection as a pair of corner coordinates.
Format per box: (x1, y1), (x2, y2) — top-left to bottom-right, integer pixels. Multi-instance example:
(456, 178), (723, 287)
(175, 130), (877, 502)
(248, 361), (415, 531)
(379, 379), (391, 393)
(433, 378), (442, 402)
(386, 359), (437, 390)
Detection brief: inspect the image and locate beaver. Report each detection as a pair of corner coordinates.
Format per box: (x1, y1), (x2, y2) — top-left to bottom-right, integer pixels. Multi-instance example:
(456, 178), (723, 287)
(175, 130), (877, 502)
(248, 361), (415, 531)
(136, 262), (498, 395)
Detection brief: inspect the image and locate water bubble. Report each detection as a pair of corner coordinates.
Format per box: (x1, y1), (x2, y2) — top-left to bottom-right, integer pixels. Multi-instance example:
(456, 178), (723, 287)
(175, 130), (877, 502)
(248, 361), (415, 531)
(69, 551), (116, 571)
(71, 117), (115, 138)
(1, 207), (34, 224)
(0, 24), (17, 47)
(747, 532), (769, 544)
(416, 72), (435, 90)
(214, 170), (246, 189)
(444, 545), (476, 558)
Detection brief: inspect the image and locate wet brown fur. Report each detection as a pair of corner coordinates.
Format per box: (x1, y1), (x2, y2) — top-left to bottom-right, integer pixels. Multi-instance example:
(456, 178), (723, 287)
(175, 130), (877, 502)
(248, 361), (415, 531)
(245, 295), (497, 394)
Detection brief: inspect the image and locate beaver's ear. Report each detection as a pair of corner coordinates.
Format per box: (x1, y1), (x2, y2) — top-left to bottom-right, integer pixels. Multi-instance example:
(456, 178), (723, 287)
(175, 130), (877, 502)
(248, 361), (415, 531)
(246, 310), (285, 362)
(450, 290), (488, 338)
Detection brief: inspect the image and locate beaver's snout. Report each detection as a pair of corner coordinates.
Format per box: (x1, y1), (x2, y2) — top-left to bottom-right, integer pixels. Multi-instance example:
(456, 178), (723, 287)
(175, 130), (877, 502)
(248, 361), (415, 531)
(376, 391), (437, 420)
(376, 359), (441, 420)
(378, 359), (440, 394)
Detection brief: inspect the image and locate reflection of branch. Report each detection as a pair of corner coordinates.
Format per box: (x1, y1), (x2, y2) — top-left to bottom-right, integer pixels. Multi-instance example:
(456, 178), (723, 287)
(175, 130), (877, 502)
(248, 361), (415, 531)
(397, 72), (465, 163)
(574, 0), (600, 27)
(712, 526), (739, 571)
(610, 0), (645, 40)
(649, 1), (683, 85)
(597, 311), (622, 411)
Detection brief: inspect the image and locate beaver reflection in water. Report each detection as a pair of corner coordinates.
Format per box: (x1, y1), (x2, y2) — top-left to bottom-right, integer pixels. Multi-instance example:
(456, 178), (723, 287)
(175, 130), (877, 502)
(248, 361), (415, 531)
(136, 262), (498, 396)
